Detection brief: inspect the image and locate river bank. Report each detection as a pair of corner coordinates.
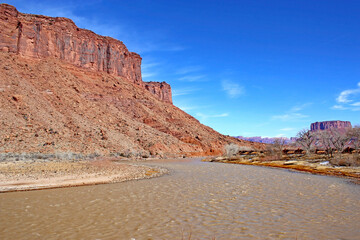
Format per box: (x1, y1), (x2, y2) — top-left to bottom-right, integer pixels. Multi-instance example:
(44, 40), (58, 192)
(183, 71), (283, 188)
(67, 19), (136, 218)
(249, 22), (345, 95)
(0, 158), (168, 193)
(205, 155), (360, 182)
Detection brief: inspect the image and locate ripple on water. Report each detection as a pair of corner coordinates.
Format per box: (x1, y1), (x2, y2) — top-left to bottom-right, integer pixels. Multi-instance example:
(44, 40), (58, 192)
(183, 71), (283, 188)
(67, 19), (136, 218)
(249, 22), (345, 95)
(0, 159), (359, 239)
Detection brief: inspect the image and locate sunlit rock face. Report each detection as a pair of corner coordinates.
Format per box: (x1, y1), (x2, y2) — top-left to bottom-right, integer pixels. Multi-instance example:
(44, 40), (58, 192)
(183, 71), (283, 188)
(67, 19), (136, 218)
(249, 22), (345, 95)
(144, 82), (172, 104)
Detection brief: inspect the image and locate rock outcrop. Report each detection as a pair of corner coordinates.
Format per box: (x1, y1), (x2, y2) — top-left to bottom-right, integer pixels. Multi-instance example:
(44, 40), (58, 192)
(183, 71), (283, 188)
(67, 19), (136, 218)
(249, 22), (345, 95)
(0, 4), (171, 103)
(310, 121), (352, 132)
(144, 82), (172, 104)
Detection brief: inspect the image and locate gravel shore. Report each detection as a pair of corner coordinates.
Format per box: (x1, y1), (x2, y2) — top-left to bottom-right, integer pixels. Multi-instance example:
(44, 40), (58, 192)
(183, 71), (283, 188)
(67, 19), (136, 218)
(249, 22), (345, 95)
(0, 158), (168, 193)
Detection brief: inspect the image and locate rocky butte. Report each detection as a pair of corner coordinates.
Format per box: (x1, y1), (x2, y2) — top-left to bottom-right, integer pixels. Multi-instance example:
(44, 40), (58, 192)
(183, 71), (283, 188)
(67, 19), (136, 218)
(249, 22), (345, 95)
(0, 4), (262, 156)
(0, 3), (171, 103)
(310, 120), (352, 132)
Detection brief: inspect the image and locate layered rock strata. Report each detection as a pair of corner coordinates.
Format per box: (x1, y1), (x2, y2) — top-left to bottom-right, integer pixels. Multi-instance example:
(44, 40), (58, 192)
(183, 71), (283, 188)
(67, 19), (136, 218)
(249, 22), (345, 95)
(0, 4), (172, 103)
(310, 121), (352, 132)
(144, 82), (172, 104)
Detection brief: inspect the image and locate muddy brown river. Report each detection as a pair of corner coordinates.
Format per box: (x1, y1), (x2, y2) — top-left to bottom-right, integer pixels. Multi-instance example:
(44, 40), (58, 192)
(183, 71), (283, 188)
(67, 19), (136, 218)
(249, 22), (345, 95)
(1, 158), (359, 239)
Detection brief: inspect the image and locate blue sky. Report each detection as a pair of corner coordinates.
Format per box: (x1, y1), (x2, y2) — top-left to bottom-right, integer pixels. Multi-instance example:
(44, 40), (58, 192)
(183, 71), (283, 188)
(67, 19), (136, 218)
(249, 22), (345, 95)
(6, 0), (360, 137)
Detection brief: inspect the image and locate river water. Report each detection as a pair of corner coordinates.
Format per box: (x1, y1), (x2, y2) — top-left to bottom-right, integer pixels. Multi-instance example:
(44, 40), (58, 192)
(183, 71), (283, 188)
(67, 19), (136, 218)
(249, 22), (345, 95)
(1, 158), (359, 239)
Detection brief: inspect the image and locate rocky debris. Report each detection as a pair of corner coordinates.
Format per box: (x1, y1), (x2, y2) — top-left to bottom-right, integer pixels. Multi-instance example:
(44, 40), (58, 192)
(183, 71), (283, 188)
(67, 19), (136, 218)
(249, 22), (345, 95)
(310, 121), (352, 132)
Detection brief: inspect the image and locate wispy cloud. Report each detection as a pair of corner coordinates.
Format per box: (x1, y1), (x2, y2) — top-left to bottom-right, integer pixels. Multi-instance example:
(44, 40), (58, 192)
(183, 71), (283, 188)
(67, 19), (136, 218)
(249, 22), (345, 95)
(142, 72), (157, 79)
(272, 113), (308, 121)
(178, 75), (206, 82)
(176, 66), (203, 75)
(196, 112), (229, 121)
(290, 103), (312, 112)
(142, 62), (161, 71)
(177, 105), (198, 111)
(272, 104), (310, 122)
(141, 61), (161, 81)
(221, 80), (244, 98)
(172, 88), (199, 97)
(333, 82), (360, 111)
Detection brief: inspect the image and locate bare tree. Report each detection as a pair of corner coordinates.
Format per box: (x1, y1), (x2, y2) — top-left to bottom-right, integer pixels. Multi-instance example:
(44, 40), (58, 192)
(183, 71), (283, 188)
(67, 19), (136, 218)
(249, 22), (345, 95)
(316, 130), (334, 159)
(347, 125), (360, 151)
(273, 137), (286, 158)
(329, 128), (350, 154)
(296, 129), (315, 155)
(224, 143), (240, 157)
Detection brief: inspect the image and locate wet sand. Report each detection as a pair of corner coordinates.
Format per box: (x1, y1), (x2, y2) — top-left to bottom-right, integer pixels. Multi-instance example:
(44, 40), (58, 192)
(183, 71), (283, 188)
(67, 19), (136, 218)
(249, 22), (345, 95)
(0, 158), (168, 193)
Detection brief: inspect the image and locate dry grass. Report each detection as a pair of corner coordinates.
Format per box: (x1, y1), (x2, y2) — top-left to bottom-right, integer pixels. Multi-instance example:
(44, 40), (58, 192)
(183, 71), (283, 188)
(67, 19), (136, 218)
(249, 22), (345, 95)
(330, 154), (360, 167)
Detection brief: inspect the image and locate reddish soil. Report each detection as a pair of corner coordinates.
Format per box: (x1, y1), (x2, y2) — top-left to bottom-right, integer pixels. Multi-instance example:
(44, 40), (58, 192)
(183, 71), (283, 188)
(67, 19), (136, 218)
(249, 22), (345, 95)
(0, 52), (262, 156)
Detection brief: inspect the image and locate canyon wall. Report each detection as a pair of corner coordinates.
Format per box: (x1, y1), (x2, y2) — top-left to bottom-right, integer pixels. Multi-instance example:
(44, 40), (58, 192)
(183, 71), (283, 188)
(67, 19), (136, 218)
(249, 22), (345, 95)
(310, 121), (352, 132)
(0, 4), (172, 102)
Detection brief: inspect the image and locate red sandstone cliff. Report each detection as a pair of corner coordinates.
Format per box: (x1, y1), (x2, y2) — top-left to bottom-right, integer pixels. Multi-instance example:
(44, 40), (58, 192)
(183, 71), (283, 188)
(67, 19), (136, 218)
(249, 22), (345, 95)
(0, 4), (261, 156)
(310, 121), (352, 132)
(0, 4), (171, 103)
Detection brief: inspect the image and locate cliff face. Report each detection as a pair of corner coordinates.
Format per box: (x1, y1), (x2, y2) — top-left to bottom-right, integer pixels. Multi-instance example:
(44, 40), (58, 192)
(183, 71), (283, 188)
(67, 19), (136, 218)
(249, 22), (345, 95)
(310, 121), (352, 132)
(0, 4), (261, 156)
(144, 82), (172, 104)
(0, 4), (172, 103)
(0, 4), (143, 86)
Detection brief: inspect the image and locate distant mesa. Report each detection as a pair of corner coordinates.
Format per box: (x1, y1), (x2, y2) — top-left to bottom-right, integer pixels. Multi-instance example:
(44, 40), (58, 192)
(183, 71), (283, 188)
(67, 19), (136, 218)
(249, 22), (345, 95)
(310, 121), (352, 132)
(236, 120), (353, 144)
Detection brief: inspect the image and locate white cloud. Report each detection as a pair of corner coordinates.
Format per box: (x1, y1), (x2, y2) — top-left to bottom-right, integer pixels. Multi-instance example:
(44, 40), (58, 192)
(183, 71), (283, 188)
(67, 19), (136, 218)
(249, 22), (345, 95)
(333, 82), (360, 111)
(290, 103), (312, 112)
(176, 66), (202, 75)
(272, 113), (308, 121)
(196, 112), (229, 121)
(142, 72), (157, 79)
(272, 103), (310, 122)
(142, 62), (161, 71)
(178, 75), (206, 82)
(221, 80), (244, 98)
(177, 105), (197, 111)
(172, 88), (199, 97)
(331, 105), (347, 110)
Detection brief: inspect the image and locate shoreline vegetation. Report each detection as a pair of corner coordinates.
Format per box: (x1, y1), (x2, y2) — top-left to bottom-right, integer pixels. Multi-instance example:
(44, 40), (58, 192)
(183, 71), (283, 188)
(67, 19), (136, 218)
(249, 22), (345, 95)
(0, 156), (168, 193)
(205, 153), (360, 182)
(206, 126), (360, 183)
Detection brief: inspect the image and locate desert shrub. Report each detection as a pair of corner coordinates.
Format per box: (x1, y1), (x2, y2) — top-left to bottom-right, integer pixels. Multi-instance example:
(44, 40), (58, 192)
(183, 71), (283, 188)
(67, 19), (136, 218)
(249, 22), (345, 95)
(224, 143), (240, 157)
(238, 146), (254, 152)
(0, 152), (86, 161)
(329, 155), (360, 167)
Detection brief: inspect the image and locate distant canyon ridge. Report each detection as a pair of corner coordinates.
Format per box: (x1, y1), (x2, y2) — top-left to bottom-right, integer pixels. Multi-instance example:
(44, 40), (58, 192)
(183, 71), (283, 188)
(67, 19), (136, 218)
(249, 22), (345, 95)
(237, 120), (353, 144)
